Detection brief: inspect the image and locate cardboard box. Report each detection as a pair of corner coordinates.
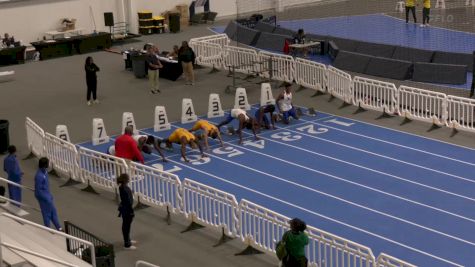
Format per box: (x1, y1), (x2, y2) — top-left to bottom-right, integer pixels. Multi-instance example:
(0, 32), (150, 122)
(176, 4), (188, 15)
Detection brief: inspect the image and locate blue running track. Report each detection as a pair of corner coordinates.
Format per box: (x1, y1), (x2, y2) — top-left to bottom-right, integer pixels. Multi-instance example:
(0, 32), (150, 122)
(278, 14), (475, 54)
(77, 106), (475, 266)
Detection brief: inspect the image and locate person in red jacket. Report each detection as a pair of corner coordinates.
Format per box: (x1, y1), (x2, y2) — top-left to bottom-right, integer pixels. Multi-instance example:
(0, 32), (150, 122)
(115, 126), (144, 164)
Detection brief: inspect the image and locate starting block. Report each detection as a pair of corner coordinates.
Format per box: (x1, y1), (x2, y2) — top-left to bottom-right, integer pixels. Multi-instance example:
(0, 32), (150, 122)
(55, 125), (70, 142)
(234, 88), (251, 110)
(181, 98), (198, 124)
(207, 93), (224, 118)
(227, 126), (236, 135)
(92, 118), (109, 145)
(296, 107), (303, 117)
(122, 112), (138, 135)
(260, 83), (275, 106)
(154, 106), (171, 132)
(308, 107), (317, 116)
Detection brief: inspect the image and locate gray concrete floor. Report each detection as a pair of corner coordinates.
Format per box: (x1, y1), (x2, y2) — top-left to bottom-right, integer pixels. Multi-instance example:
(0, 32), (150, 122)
(1, 5), (475, 267)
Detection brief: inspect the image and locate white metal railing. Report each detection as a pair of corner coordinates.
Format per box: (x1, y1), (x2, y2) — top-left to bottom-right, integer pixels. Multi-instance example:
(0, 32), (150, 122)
(190, 41), (223, 69)
(44, 133), (81, 182)
(78, 147), (128, 192)
(128, 162), (183, 213)
(135, 260), (160, 267)
(446, 95), (475, 133)
(189, 33), (230, 47)
(182, 179), (240, 237)
(376, 253), (417, 267)
(25, 117), (45, 157)
(306, 225), (376, 267)
(0, 176), (34, 191)
(327, 65), (353, 104)
(0, 237), (80, 267)
(353, 76), (398, 114)
(238, 199), (290, 252)
(238, 199), (376, 267)
(2, 212), (96, 266)
(258, 51), (295, 83)
(222, 45), (260, 75)
(295, 58), (327, 92)
(398, 86), (447, 126)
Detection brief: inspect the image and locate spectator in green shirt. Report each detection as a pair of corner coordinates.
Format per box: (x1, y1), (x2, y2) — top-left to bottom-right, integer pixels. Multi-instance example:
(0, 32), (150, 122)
(282, 218), (309, 267)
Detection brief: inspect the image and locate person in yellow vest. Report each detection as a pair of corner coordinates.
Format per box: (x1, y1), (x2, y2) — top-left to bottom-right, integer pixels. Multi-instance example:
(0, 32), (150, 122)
(189, 120), (224, 150)
(162, 128), (205, 162)
(405, 0), (417, 24)
(421, 0), (431, 27)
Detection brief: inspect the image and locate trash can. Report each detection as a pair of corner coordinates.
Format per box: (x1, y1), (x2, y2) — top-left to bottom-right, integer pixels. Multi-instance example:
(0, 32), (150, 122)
(169, 13), (181, 33)
(131, 54), (147, 78)
(0, 120), (9, 154)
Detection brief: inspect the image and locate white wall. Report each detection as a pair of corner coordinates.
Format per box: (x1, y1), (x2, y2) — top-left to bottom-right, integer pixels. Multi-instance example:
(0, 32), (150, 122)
(0, 0), (255, 44)
(0, 0), (120, 44)
(210, 0), (236, 18)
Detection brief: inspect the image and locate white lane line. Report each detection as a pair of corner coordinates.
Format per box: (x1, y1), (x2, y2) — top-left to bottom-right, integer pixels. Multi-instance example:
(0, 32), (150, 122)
(166, 127), (475, 247)
(160, 156), (463, 267)
(247, 108), (475, 202)
(300, 117), (475, 167)
(281, 125), (475, 185)
(248, 134), (475, 222)
(308, 107), (475, 152)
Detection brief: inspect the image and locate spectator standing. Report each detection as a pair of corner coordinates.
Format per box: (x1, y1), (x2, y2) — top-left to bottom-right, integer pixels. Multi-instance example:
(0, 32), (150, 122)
(3, 145), (23, 206)
(117, 173), (136, 250)
(114, 126), (145, 164)
(421, 0), (431, 27)
(405, 0), (417, 24)
(34, 157), (62, 230)
(146, 45), (163, 94)
(281, 218), (309, 267)
(178, 41), (196, 85)
(85, 56), (100, 106)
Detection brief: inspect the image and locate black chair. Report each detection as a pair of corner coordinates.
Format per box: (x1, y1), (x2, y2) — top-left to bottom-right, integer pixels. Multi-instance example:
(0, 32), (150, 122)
(190, 13), (205, 25)
(203, 12), (217, 24)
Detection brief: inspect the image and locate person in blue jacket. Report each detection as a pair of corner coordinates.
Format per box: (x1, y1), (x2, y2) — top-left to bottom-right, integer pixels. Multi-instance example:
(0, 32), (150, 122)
(3, 145), (23, 206)
(34, 157), (62, 230)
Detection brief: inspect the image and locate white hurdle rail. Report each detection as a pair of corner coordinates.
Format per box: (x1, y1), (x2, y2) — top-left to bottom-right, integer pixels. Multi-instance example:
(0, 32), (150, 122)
(129, 162), (183, 213)
(306, 225), (376, 267)
(78, 147), (128, 192)
(295, 58), (327, 93)
(182, 179), (240, 237)
(189, 33), (230, 47)
(258, 51), (296, 83)
(238, 199), (290, 252)
(44, 133), (81, 182)
(446, 95), (475, 133)
(352, 76), (398, 114)
(190, 41), (224, 69)
(327, 66), (353, 104)
(398, 86), (447, 126)
(376, 253), (417, 267)
(25, 117), (45, 157)
(222, 45), (260, 75)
